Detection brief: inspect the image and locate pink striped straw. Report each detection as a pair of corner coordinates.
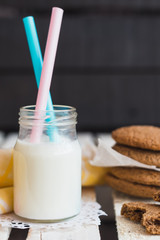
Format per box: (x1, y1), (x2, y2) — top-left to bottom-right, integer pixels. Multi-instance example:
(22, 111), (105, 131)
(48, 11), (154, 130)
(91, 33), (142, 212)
(30, 7), (63, 143)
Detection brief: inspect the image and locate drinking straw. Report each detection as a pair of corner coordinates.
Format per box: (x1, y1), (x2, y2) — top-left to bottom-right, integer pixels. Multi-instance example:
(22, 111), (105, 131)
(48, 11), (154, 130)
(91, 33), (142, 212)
(30, 7), (63, 143)
(23, 16), (57, 141)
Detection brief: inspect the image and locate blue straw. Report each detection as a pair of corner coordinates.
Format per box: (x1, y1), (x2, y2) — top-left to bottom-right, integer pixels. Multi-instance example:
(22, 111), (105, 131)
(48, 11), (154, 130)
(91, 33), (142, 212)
(23, 16), (57, 141)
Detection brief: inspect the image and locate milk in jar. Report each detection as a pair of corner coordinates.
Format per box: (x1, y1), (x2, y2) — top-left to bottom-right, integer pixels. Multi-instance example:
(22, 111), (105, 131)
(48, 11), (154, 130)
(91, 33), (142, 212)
(13, 105), (81, 221)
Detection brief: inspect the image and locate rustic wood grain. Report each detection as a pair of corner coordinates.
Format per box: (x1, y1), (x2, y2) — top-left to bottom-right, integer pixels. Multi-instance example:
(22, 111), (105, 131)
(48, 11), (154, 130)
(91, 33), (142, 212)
(0, 73), (160, 132)
(0, 16), (160, 69)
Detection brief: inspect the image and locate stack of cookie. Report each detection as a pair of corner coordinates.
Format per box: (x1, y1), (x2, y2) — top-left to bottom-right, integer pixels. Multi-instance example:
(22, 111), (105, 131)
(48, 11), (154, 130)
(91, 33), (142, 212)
(105, 125), (160, 198)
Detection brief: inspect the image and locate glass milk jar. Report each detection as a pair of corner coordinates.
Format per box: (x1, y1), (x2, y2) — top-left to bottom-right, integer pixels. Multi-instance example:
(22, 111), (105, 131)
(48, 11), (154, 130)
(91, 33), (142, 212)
(13, 105), (81, 221)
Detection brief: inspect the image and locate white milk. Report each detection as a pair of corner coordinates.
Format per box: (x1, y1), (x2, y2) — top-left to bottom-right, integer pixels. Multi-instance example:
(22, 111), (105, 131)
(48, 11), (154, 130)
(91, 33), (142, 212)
(13, 139), (81, 220)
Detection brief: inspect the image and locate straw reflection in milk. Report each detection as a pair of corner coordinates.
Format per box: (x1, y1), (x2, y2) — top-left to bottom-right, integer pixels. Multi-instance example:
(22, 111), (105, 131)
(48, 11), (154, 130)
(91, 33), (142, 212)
(13, 138), (81, 220)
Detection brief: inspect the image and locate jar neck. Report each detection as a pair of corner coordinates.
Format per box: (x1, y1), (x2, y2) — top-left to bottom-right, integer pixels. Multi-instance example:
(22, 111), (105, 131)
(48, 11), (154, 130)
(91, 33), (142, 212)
(18, 105), (78, 142)
(19, 105), (77, 128)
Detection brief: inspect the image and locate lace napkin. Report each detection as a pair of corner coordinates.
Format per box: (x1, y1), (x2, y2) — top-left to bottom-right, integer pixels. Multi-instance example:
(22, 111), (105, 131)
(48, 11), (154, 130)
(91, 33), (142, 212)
(0, 200), (106, 229)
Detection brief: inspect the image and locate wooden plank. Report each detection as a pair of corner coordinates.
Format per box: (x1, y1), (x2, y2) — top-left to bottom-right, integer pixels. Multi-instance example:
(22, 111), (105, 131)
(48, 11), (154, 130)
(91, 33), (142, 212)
(56, 15), (160, 68)
(0, 226), (11, 240)
(0, 74), (160, 131)
(52, 75), (160, 130)
(0, 74), (36, 131)
(0, 132), (5, 147)
(41, 225), (100, 240)
(1, 133), (18, 148)
(1, 0), (160, 9)
(1, 16), (160, 69)
(82, 187), (96, 202)
(26, 229), (41, 240)
(96, 186), (115, 222)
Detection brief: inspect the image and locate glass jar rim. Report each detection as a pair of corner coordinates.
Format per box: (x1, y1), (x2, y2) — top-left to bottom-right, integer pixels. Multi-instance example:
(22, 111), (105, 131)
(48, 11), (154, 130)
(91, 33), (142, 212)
(19, 105), (77, 128)
(20, 105), (76, 113)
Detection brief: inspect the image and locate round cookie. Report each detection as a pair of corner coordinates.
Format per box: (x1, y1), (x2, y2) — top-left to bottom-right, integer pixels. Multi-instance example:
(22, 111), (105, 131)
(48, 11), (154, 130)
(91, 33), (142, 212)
(112, 125), (160, 151)
(105, 172), (160, 198)
(109, 167), (160, 186)
(113, 144), (160, 167)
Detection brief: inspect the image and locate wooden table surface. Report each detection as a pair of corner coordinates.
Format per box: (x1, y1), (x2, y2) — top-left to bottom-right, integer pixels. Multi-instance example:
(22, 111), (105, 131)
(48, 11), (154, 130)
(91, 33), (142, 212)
(0, 132), (114, 240)
(0, 188), (100, 240)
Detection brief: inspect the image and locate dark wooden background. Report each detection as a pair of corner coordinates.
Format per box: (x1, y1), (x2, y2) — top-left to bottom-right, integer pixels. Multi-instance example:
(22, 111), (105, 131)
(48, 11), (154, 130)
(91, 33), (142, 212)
(0, 0), (160, 132)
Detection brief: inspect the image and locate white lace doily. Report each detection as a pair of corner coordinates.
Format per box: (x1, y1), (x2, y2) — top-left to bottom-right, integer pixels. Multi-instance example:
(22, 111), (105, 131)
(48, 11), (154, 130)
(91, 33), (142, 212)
(0, 201), (107, 229)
